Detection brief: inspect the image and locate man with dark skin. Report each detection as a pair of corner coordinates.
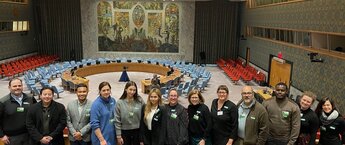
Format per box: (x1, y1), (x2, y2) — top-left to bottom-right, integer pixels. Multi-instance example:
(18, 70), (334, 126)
(263, 82), (300, 145)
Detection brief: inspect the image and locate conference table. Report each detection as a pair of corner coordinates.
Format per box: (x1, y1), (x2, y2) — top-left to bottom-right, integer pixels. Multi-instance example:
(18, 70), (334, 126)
(255, 89), (273, 100)
(62, 62), (181, 93)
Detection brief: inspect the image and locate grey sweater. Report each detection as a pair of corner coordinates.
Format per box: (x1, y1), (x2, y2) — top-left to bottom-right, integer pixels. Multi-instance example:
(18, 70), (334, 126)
(115, 98), (144, 136)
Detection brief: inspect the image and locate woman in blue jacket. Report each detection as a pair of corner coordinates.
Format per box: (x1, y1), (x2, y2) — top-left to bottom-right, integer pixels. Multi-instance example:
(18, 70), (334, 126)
(90, 82), (116, 145)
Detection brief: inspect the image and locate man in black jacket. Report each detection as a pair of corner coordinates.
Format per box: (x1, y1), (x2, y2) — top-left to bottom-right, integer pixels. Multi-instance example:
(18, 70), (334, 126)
(26, 86), (66, 145)
(0, 78), (37, 145)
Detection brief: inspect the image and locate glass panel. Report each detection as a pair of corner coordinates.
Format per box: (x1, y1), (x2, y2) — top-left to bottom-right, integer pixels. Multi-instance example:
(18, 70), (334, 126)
(13, 21), (18, 31)
(329, 35), (345, 53)
(302, 32), (311, 46)
(18, 21), (23, 31)
(22, 21), (27, 30)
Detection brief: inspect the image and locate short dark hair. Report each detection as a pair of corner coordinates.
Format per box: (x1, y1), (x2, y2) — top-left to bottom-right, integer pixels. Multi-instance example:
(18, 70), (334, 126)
(275, 82), (288, 90)
(76, 83), (88, 90)
(9, 78), (22, 86)
(40, 86), (54, 95)
(217, 85), (229, 94)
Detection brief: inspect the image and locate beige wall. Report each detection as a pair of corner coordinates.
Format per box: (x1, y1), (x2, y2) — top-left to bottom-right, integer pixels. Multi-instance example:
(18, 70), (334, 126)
(81, 0), (195, 62)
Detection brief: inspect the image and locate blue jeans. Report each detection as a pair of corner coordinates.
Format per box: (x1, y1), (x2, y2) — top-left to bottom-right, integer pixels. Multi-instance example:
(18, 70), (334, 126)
(70, 140), (91, 145)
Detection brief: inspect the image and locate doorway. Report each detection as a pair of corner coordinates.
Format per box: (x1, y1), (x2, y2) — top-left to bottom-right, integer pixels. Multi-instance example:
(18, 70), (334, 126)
(268, 54), (293, 88)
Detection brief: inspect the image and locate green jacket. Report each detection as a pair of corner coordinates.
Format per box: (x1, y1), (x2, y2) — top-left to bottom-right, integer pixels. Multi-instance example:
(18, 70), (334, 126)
(237, 101), (269, 145)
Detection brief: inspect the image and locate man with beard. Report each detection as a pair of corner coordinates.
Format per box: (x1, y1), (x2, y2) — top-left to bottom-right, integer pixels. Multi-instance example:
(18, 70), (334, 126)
(0, 78), (37, 145)
(234, 86), (268, 145)
(263, 82), (300, 145)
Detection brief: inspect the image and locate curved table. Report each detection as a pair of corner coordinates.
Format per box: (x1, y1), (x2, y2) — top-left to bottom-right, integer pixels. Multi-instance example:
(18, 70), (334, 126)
(63, 62), (181, 93)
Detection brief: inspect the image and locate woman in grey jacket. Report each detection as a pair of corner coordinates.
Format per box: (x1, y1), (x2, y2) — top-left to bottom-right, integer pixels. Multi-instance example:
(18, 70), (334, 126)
(115, 81), (144, 145)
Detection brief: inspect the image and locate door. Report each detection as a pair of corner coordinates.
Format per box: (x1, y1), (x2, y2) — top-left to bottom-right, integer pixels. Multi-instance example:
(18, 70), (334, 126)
(268, 55), (292, 88)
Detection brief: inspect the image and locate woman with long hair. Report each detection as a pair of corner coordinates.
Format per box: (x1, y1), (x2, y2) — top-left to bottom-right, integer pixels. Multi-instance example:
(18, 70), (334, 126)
(90, 81), (116, 145)
(139, 88), (167, 145)
(187, 89), (212, 145)
(315, 97), (345, 145)
(115, 81), (144, 145)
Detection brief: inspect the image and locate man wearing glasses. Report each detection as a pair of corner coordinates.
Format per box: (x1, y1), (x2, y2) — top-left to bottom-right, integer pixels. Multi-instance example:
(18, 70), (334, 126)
(263, 82), (300, 145)
(234, 86), (269, 145)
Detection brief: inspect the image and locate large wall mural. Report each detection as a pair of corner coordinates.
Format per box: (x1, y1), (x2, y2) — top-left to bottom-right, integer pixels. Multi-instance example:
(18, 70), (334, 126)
(97, 1), (179, 53)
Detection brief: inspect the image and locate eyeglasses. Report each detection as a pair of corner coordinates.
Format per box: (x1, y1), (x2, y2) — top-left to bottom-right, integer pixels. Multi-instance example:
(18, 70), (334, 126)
(217, 91), (227, 94)
(241, 92), (253, 95)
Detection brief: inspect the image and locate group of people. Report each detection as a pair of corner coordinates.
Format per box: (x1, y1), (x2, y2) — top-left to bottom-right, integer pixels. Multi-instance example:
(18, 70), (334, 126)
(0, 77), (344, 145)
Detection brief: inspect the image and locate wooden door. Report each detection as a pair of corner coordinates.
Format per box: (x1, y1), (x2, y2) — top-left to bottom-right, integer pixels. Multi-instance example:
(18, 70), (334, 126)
(269, 56), (292, 88)
(246, 47), (250, 66)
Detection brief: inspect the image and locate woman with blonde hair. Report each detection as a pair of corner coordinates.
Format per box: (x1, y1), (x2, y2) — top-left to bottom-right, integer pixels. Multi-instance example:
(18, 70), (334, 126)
(187, 89), (212, 145)
(139, 88), (167, 145)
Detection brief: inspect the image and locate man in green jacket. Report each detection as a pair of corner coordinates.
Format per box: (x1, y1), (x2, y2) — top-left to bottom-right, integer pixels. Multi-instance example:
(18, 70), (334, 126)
(234, 86), (269, 145)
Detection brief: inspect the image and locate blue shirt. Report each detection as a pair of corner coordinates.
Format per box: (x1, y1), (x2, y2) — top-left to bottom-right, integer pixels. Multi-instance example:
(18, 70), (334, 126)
(90, 96), (116, 145)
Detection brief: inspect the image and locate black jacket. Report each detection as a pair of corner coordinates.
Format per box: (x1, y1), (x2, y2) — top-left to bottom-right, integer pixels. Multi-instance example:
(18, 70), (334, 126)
(165, 103), (189, 145)
(210, 99), (238, 145)
(139, 105), (167, 145)
(187, 103), (212, 139)
(299, 108), (319, 145)
(26, 101), (67, 145)
(319, 116), (345, 145)
(0, 93), (36, 137)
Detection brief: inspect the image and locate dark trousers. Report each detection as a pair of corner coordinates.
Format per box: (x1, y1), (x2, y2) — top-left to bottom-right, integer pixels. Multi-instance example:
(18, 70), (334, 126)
(122, 129), (140, 145)
(265, 138), (288, 145)
(8, 133), (31, 145)
(70, 140), (91, 145)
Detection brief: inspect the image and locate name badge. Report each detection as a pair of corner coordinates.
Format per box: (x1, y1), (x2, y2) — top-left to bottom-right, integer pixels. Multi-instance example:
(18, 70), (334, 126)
(301, 118), (306, 121)
(282, 111), (289, 118)
(154, 117), (158, 121)
(171, 113), (177, 119)
(23, 102), (30, 105)
(17, 107), (24, 112)
(193, 114), (199, 120)
(330, 126), (336, 130)
(320, 126), (326, 131)
(224, 106), (228, 109)
(240, 114), (246, 118)
(250, 116), (256, 120)
(129, 112), (134, 117)
(217, 111), (223, 116)
(155, 108), (160, 114)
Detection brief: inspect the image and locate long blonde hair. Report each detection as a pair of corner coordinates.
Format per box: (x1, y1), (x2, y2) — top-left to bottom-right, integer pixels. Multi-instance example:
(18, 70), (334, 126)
(144, 88), (162, 122)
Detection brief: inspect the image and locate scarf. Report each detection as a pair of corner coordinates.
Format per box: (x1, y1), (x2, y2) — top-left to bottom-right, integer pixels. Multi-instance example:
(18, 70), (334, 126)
(320, 110), (339, 125)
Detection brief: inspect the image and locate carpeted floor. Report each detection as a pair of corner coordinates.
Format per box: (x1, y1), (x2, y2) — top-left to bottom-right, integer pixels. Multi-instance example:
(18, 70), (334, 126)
(0, 66), (266, 108)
